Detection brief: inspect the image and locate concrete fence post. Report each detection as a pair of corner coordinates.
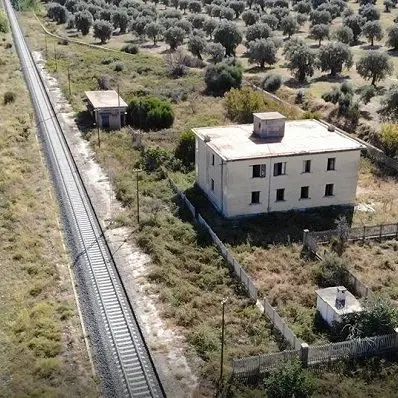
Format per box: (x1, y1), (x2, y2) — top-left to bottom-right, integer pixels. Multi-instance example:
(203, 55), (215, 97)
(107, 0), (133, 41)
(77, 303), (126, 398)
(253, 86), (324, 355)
(300, 343), (309, 367)
(303, 229), (309, 249)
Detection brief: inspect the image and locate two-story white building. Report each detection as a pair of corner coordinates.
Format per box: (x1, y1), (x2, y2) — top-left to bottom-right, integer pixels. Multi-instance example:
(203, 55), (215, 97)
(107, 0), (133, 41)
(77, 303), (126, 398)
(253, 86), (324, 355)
(192, 112), (365, 218)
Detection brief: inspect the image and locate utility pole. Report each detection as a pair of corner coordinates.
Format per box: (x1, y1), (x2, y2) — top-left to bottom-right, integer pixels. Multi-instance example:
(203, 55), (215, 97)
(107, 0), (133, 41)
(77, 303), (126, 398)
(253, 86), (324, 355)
(133, 168), (142, 225)
(220, 297), (228, 386)
(67, 65), (71, 96)
(44, 34), (48, 58)
(97, 119), (100, 148)
(117, 82), (121, 129)
(54, 43), (57, 72)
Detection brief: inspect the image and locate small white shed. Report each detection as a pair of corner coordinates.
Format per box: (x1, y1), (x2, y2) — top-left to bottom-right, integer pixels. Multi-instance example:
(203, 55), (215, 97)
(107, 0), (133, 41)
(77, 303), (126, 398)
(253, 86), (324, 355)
(316, 286), (362, 327)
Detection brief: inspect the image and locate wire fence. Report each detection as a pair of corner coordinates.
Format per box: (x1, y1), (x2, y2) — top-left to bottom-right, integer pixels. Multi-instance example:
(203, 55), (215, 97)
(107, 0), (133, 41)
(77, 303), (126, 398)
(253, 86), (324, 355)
(164, 172), (303, 350)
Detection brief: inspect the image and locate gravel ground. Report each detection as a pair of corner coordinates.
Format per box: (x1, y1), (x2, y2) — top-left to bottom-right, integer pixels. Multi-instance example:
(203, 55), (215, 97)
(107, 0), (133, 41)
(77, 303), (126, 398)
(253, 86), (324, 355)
(32, 50), (198, 397)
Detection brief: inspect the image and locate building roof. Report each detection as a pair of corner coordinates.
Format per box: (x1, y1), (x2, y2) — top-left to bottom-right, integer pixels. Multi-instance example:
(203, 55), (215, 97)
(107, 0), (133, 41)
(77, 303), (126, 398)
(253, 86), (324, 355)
(253, 111), (286, 120)
(85, 90), (128, 109)
(316, 286), (362, 316)
(192, 119), (365, 161)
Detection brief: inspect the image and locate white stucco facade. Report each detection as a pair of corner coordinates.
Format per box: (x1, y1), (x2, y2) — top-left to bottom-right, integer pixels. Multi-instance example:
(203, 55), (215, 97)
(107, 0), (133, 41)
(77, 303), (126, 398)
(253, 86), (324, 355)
(193, 114), (365, 218)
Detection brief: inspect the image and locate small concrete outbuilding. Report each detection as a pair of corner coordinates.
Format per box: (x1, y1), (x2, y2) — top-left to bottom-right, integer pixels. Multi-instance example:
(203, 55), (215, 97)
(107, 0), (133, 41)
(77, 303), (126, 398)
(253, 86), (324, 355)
(85, 90), (128, 130)
(316, 286), (362, 327)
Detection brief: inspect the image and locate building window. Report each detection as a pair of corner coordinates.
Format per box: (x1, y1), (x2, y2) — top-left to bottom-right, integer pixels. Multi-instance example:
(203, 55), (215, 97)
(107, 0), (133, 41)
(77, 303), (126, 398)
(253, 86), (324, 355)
(251, 191), (260, 204)
(273, 162), (287, 176)
(252, 164), (266, 178)
(327, 157), (336, 171)
(211, 179), (214, 191)
(300, 186), (309, 199)
(276, 188), (285, 201)
(325, 184), (334, 196)
(303, 160), (311, 173)
(211, 154), (215, 166)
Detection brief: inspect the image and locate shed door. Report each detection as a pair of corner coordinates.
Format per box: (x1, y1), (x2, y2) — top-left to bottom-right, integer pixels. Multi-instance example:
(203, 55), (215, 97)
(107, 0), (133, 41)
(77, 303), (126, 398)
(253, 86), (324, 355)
(101, 113), (110, 128)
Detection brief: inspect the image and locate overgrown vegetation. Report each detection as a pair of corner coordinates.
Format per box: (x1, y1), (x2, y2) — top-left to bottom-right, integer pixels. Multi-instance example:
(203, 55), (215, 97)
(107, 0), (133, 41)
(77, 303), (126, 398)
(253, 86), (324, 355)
(334, 297), (398, 340)
(0, 28), (95, 396)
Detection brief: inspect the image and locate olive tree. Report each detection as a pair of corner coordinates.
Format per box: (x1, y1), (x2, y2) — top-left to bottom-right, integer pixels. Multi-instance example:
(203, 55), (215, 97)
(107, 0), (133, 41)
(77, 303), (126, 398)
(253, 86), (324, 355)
(93, 20), (113, 44)
(379, 85), (398, 120)
(164, 26), (185, 51)
(332, 25), (354, 44)
(310, 24), (329, 45)
(188, 34), (207, 59)
(343, 14), (364, 42)
(229, 0), (245, 18)
(318, 42), (353, 77)
(241, 9), (259, 26)
(386, 24), (398, 49)
(284, 38), (317, 81)
(280, 15), (299, 38)
(362, 20), (384, 46)
(75, 10), (93, 36)
(144, 22), (164, 45)
(247, 38), (278, 68)
(246, 23), (272, 42)
(356, 51), (393, 85)
(213, 20), (243, 56)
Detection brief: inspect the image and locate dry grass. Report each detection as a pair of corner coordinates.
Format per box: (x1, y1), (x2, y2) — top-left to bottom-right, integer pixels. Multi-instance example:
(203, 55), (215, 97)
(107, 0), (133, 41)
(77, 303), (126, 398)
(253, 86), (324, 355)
(0, 27), (97, 397)
(343, 240), (398, 303)
(353, 158), (398, 225)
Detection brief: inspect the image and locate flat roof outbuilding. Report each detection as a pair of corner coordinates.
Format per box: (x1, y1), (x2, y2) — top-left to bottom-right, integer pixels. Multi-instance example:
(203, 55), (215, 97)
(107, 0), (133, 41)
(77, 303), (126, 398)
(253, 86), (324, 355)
(85, 90), (128, 109)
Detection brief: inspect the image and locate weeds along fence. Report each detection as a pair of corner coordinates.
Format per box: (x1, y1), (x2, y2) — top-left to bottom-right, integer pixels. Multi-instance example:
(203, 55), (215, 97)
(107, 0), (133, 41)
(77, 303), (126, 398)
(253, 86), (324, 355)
(302, 228), (377, 299)
(165, 174), (258, 302)
(164, 173), (301, 350)
(303, 222), (398, 254)
(232, 331), (398, 377)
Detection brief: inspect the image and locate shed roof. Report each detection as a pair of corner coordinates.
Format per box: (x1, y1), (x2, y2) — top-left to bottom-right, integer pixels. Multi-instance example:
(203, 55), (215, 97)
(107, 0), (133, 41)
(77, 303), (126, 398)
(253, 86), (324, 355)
(193, 119), (365, 161)
(85, 90), (128, 109)
(316, 286), (362, 316)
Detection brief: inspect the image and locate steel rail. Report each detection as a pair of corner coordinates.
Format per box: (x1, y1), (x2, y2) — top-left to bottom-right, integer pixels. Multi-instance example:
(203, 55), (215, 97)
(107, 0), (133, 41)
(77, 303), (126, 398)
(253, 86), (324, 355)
(4, 1), (165, 397)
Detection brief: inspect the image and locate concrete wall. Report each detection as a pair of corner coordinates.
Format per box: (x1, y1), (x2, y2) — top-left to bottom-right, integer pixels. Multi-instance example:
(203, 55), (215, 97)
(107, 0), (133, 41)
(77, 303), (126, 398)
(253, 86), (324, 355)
(95, 107), (126, 130)
(195, 137), (361, 218)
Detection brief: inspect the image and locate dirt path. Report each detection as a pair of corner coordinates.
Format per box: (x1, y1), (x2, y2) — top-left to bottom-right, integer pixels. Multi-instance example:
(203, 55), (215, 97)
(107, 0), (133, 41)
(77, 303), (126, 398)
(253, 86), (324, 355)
(32, 51), (198, 397)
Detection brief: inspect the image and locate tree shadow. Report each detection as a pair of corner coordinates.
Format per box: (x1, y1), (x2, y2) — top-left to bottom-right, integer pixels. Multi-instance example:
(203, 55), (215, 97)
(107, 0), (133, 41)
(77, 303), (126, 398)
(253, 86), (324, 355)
(359, 110), (373, 120)
(387, 48), (398, 57)
(75, 110), (94, 132)
(283, 77), (310, 89)
(141, 43), (160, 49)
(360, 44), (383, 50)
(312, 74), (350, 83)
(184, 184), (354, 247)
(245, 65), (274, 73)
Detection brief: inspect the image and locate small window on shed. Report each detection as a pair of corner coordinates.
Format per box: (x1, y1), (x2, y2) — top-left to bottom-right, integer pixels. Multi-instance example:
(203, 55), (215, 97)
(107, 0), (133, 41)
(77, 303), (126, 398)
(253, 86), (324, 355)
(211, 154), (215, 166)
(211, 179), (214, 191)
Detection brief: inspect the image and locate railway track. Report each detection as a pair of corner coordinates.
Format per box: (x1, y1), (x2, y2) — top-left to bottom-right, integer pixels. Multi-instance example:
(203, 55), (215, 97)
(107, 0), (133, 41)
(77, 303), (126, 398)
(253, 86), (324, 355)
(4, 1), (165, 397)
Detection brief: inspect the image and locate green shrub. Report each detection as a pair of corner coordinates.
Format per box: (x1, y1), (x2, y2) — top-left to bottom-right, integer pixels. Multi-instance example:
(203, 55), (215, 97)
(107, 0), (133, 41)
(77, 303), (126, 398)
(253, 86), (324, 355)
(265, 359), (314, 398)
(224, 87), (266, 123)
(175, 130), (195, 169)
(127, 97), (174, 131)
(262, 73), (282, 93)
(0, 10), (9, 33)
(314, 252), (348, 287)
(4, 91), (16, 104)
(187, 324), (219, 360)
(33, 358), (60, 379)
(141, 147), (170, 171)
(114, 62), (124, 72)
(204, 59), (242, 96)
(380, 124), (398, 158)
(121, 44), (139, 54)
(335, 296), (398, 339)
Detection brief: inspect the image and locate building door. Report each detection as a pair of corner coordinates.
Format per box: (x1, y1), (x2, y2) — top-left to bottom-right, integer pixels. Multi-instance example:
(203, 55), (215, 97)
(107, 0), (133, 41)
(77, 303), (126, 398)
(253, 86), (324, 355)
(101, 113), (110, 128)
